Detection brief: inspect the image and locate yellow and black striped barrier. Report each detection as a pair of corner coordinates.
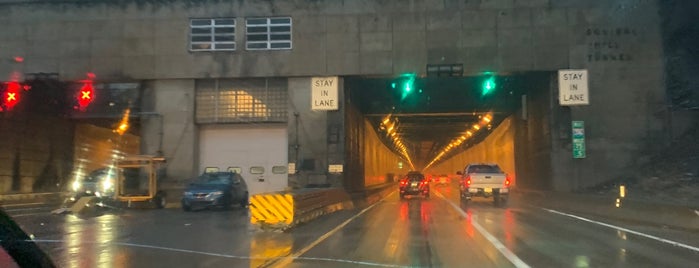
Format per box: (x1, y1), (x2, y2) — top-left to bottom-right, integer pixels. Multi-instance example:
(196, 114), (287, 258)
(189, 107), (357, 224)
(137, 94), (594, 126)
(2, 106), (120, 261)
(249, 193), (294, 228)
(249, 188), (352, 230)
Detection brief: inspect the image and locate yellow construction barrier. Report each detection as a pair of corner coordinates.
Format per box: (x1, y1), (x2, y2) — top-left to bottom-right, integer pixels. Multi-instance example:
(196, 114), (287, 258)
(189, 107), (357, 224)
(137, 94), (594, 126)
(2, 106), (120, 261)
(249, 188), (352, 230)
(249, 193), (294, 228)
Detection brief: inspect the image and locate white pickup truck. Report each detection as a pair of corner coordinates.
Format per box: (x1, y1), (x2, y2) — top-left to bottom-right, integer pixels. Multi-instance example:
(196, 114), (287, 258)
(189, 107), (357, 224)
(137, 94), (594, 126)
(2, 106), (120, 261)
(458, 163), (511, 207)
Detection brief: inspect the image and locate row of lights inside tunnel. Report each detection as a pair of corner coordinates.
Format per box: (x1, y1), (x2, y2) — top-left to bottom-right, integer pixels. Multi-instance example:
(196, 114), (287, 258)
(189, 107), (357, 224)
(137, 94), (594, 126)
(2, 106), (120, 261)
(380, 115), (415, 171)
(423, 113), (493, 170)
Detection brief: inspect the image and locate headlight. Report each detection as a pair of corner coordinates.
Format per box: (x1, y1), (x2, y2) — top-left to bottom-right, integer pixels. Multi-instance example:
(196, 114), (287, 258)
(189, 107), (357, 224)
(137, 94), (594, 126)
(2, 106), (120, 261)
(71, 181), (81, 192)
(102, 178), (114, 191)
(209, 191), (224, 197)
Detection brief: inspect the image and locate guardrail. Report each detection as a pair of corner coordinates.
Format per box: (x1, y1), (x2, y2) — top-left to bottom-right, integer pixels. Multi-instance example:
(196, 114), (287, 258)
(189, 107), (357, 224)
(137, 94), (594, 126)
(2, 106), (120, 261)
(250, 188), (352, 231)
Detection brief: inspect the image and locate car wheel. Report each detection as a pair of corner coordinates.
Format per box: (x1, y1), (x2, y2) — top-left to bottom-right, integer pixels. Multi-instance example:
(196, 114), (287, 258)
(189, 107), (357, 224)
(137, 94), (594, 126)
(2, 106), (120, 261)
(182, 203), (191, 212)
(240, 192), (249, 207)
(221, 196), (233, 210)
(153, 191), (167, 209)
(399, 193), (405, 199)
(497, 197), (508, 208)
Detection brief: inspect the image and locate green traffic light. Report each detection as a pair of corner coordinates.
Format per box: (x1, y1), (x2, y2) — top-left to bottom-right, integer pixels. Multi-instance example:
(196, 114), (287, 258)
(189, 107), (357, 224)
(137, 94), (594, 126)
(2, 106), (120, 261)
(482, 75), (496, 96)
(393, 73), (417, 100)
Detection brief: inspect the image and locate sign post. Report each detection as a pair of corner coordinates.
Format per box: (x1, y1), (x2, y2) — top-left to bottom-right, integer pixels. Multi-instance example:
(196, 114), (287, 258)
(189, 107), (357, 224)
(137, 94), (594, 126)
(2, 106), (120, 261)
(311, 76), (339, 111)
(572, 121), (586, 159)
(558, 69), (589, 106)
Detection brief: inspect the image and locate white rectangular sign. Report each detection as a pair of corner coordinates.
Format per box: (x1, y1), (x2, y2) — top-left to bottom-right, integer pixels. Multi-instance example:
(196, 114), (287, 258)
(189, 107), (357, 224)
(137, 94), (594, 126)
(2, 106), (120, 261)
(328, 164), (343, 173)
(311, 76), (339, 111)
(558, 69), (589, 106)
(288, 163), (296, 174)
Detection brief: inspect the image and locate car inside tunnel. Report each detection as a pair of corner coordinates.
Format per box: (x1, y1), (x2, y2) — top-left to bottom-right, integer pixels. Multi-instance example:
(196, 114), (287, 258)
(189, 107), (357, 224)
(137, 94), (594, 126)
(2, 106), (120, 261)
(343, 72), (555, 191)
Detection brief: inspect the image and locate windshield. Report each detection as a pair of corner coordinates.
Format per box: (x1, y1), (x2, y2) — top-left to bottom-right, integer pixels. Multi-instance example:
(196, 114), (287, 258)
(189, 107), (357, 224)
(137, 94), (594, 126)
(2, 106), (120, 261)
(405, 174), (425, 181)
(84, 168), (115, 182)
(467, 165), (503, 174)
(193, 174), (233, 185)
(2, 1), (698, 268)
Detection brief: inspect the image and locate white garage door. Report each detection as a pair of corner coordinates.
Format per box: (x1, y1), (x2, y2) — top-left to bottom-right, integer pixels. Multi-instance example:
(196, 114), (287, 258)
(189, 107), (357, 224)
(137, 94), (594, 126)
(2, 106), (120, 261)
(199, 125), (288, 195)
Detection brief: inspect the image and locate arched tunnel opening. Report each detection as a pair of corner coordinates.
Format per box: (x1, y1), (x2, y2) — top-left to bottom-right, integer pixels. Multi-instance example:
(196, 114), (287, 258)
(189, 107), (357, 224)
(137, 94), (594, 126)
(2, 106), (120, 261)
(343, 72), (554, 192)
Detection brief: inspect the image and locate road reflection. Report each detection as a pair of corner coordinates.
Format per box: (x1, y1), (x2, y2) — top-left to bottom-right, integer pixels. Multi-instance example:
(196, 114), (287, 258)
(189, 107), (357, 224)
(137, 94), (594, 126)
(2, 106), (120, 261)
(63, 212), (127, 268)
(249, 232), (292, 268)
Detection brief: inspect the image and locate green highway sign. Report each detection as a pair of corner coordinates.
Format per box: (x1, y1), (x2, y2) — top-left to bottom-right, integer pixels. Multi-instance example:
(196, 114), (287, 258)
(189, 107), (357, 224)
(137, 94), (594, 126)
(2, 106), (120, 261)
(572, 121), (586, 158)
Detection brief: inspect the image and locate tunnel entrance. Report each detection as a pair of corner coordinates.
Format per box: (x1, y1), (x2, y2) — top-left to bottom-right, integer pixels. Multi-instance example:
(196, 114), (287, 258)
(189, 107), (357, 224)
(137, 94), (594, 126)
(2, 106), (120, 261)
(344, 72), (554, 192)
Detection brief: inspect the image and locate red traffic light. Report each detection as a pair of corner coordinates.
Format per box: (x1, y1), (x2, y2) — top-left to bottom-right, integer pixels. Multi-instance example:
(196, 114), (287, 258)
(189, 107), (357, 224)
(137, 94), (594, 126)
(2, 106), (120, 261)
(77, 81), (94, 111)
(1, 81), (21, 111)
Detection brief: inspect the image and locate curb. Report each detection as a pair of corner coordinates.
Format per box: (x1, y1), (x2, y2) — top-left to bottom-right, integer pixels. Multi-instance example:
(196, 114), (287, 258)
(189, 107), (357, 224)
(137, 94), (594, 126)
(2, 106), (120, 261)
(0, 192), (67, 204)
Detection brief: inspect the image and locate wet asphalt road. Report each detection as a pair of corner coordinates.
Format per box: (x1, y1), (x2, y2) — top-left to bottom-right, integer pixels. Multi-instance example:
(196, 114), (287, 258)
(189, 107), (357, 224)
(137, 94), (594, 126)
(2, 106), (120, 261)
(3, 182), (699, 268)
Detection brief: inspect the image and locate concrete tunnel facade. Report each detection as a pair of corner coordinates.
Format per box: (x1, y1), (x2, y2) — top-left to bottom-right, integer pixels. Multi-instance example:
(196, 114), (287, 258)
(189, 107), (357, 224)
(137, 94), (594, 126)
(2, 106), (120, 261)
(0, 0), (674, 194)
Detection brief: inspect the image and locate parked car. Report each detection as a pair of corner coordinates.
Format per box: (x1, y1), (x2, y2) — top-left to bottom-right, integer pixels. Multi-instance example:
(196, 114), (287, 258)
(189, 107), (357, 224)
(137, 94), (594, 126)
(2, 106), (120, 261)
(181, 172), (248, 211)
(399, 172), (430, 199)
(458, 163), (511, 207)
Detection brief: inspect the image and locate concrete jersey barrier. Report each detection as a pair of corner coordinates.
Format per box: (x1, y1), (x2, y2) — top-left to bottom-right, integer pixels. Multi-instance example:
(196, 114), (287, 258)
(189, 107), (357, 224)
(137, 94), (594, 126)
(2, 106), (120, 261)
(249, 188), (352, 231)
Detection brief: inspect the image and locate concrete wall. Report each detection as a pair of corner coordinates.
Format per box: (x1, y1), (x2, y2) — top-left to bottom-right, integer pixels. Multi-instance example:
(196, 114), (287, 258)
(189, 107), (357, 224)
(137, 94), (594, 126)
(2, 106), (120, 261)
(0, 0), (671, 191)
(0, 114), (74, 193)
(344, 97), (404, 191)
(140, 79), (197, 181)
(0, 0), (665, 79)
(287, 77), (344, 188)
(363, 120), (405, 186)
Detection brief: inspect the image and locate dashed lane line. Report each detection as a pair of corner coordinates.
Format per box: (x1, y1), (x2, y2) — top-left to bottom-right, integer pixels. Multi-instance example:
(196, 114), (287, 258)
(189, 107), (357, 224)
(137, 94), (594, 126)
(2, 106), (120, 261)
(434, 191), (531, 268)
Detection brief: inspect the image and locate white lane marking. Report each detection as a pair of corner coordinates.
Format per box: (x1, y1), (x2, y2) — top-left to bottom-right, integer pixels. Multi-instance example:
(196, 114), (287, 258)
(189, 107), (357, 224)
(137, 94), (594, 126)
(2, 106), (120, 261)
(1, 202), (46, 208)
(273, 257), (407, 267)
(4, 207), (50, 212)
(434, 191), (531, 268)
(27, 239), (250, 259)
(8, 239), (407, 267)
(267, 192), (395, 268)
(6, 212), (48, 217)
(543, 208), (699, 253)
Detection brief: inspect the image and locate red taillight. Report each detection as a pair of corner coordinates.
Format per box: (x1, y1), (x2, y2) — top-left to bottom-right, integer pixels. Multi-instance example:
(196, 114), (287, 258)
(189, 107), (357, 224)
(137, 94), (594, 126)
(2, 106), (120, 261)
(400, 179), (408, 186)
(464, 176), (471, 187)
(504, 175), (511, 187)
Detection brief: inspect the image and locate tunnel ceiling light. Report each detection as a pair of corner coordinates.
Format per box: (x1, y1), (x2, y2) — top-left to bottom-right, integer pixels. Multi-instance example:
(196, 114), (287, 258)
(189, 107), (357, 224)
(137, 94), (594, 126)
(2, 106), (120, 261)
(473, 124), (481, 130)
(483, 116), (491, 123)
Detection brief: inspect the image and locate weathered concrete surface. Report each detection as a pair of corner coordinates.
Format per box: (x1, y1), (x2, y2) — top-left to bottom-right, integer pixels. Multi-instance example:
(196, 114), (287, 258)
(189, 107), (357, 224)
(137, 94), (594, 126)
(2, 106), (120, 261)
(140, 79), (197, 182)
(0, 0), (672, 192)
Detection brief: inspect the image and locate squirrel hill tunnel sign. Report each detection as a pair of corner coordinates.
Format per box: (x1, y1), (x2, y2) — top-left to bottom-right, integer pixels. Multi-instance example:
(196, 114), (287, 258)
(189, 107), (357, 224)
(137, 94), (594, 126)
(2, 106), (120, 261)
(558, 69), (589, 106)
(312, 76), (339, 111)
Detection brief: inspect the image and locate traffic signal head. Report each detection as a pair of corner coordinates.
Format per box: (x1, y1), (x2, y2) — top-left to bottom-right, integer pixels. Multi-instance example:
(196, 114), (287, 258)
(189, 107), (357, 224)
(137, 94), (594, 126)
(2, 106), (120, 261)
(392, 73), (417, 100)
(481, 73), (497, 96)
(77, 81), (94, 111)
(1, 81), (21, 112)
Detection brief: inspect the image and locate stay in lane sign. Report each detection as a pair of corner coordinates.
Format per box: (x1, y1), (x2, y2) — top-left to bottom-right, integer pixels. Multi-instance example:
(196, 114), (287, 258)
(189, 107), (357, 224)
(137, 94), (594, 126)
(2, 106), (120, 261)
(311, 76), (338, 111)
(558, 69), (589, 106)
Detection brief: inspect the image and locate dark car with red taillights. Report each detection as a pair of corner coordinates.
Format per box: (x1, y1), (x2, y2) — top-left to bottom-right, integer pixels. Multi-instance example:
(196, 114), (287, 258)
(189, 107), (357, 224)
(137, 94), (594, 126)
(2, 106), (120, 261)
(399, 172), (430, 199)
